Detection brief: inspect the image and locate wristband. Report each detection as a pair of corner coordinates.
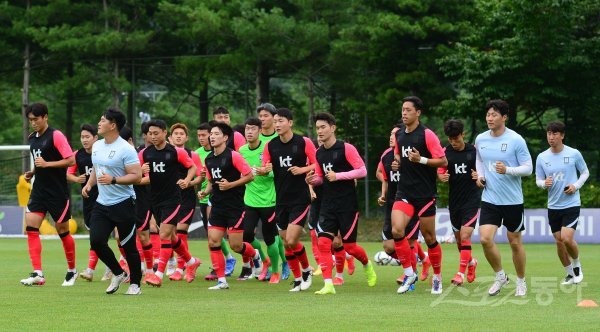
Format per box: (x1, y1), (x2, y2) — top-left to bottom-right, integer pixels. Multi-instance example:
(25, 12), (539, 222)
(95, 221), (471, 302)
(111, 176), (117, 185)
(419, 157), (428, 165)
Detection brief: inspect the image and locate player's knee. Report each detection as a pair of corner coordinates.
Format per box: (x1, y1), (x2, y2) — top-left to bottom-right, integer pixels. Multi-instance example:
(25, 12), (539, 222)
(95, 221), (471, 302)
(479, 235), (494, 247)
(208, 238), (221, 247)
(382, 241), (394, 254)
(230, 242), (243, 253)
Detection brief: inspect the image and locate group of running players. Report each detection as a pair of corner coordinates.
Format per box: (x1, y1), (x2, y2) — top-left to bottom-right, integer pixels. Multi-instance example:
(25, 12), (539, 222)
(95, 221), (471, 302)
(20, 96), (587, 297)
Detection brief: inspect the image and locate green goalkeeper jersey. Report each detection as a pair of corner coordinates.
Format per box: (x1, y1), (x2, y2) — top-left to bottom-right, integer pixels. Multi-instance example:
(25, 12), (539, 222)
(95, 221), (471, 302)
(195, 146), (212, 204)
(239, 141), (276, 208)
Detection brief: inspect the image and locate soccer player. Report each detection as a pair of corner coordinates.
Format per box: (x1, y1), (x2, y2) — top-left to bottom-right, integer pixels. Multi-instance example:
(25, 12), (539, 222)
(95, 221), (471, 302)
(140, 120), (201, 287)
(198, 122), (259, 290)
(21, 103), (77, 287)
(196, 123), (238, 280)
(260, 108), (317, 292)
(535, 121), (588, 285)
(257, 103), (279, 142)
(81, 108), (142, 295)
(307, 112), (377, 295)
(392, 96), (447, 295)
(437, 119), (480, 286)
(67, 124), (99, 281)
(475, 99), (532, 297)
(238, 117), (282, 282)
(213, 106), (246, 151)
(167, 123), (203, 281)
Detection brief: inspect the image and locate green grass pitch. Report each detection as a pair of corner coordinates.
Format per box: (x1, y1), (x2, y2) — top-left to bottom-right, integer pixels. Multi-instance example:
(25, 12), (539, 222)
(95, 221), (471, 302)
(0, 239), (597, 331)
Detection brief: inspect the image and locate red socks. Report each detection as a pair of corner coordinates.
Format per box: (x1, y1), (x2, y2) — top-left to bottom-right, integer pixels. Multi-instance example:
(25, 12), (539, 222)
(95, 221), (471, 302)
(241, 242), (257, 261)
(410, 246), (417, 271)
(393, 237), (413, 269)
(333, 246), (346, 274)
(292, 243), (310, 270)
(176, 231), (189, 269)
(415, 241), (427, 261)
(428, 241), (443, 275)
(210, 246), (226, 278)
(59, 231), (76, 270)
(172, 237), (191, 263)
(459, 240), (472, 274)
(26, 227), (42, 271)
(318, 236), (334, 280)
(310, 229), (321, 266)
(142, 244), (153, 270)
(157, 239), (173, 274)
(150, 232), (160, 261)
(343, 242), (368, 265)
(88, 250), (99, 270)
(285, 248), (302, 279)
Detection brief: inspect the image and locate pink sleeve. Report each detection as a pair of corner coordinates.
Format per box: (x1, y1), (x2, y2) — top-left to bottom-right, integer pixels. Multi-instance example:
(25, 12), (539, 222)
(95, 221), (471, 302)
(314, 156), (324, 177)
(232, 151), (252, 176)
(176, 148), (194, 169)
(53, 130), (73, 159)
(335, 144), (366, 180)
(191, 151), (202, 176)
(303, 137), (318, 165)
(234, 132), (246, 151)
(138, 149), (145, 165)
(424, 129), (445, 159)
(437, 147), (448, 174)
(205, 164), (212, 180)
(67, 151), (78, 174)
(310, 159), (324, 186)
(394, 142), (399, 155)
(378, 161), (387, 180)
(262, 142), (271, 166)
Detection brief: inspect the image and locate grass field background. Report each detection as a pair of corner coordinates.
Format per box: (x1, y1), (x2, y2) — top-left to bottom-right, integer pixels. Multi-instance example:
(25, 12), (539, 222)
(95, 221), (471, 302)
(0, 238), (597, 331)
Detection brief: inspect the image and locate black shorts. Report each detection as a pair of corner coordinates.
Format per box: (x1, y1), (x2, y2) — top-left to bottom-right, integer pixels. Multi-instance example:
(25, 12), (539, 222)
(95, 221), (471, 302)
(135, 196), (152, 231)
(393, 195), (436, 218)
(208, 207), (245, 233)
(449, 206), (479, 232)
(548, 206), (580, 233)
(198, 203), (209, 232)
(276, 204), (310, 231)
(177, 193), (197, 226)
(382, 202), (393, 241)
(308, 201), (321, 230)
(317, 201), (360, 243)
(82, 197), (96, 230)
(405, 214), (420, 240)
(243, 206), (278, 245)
(154, 204), (182, 226)
(479, 201), (525, 233)
(27, 195), (72, 224)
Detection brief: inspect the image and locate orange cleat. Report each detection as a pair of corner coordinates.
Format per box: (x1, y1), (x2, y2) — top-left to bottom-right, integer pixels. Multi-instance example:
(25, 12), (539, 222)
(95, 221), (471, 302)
(396, 275), (406, 285)
(333, 277), (345, 286)
(185, 258), (201, 283)
(420, 257), (431, 281)
(145, 273), (162, 287)
(451, 273), (464, 286)
(143, 272), (156, 284)
(346, 256), (356, 275)
(169, 270), (183, 281)
(467, 258), (478, 283)
(268, 272), (281, 284)
(258, 259), (271, 281)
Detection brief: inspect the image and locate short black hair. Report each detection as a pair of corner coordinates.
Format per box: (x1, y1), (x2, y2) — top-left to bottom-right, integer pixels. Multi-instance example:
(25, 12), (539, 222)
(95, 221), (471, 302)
(140, 121), (150, 135)
(210, 121), (233, 139)
(402, 96), (424, 111)
(119, 125), (133, 141)
(314, 112), (336, 126)
(80, 124), (97, 136)
(547, 121), (565, 134)
(213, 106), (229, 115)
(256, 103), (277, 115)
(444, 119), (464, 137)
(245, 117), (262, 128)
(485, 99), (509, 116)
(233, 124), (245, 136)
(103, 107), (127, 131)
(25, 103), (49, 117)
(275, 108), (293, 121)
(147, 119), (167, 131)
(197, 122), (211, 132)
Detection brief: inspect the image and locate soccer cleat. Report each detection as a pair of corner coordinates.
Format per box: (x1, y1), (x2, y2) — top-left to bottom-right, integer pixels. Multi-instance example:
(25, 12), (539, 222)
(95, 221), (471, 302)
(208, 281), (230, 290)
(281, 262), (291, 280)
(144, 273), (162, 288)
(312, 266), (322, 276)
(408, 284), (415, 291)
(169, 270), (183, 281)
(204, 269), (218, 281)
(257, 259), (271, 281)
(225, 257), (237, 277)
(397, 274), (417, 294)
(347, 256), (356, 275)
(396, 275), (405, 285)
(269, 272), (281, 284)
(561, 275), (574, 285)
(315, 282), (336, 295)
(251, 257), (263, 279)
(333, 277), (345, 286)
(166, 257), (177, 277)
(237, 267), (253, 281)
(451, 273), (464, 286)
(573, 266), (583, 284)
(363, 261), (377, 287)
(515, 281), (527, 297)
(420, 257), (431, 281)
(184, 258), (201, 283)
(300, 270), (313, 290)
(62, 271), (78, 287)
(143, 272), (157, 285)
(106, 272), (128, 294)
(124, 284), (142, 295)
(431, 275), (443, 295)
(467, 258), (478, 283)
(101, 268), (113, 281)
(152, 262), (158, 273)
(119, 259), (130, 276)
(488, 275), (509, 296)
(21, 272), (46, 286)
(79, 268), (94, 282)
(289, 280), (302, 292)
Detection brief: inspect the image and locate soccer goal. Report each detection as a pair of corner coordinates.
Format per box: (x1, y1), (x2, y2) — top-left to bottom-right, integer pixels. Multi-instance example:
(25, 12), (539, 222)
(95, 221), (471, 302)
(0, 145), (32, 205)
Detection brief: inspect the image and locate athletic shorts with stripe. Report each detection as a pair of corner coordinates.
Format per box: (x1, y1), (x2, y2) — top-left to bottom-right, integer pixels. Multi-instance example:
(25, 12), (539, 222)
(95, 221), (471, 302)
(449, 207), (479, 232)
(548, 206), (580, 233)
(308, 201), (321, 230)
(479, 201), (525, 233)
(135, 196), (152, 231)
(317, 200), (360, 243)
(208, 207), (245, 233)
(392, 194), (437, 219)
(243, 206), (278, 245)
(276, 204), (310, 231)
(383, 201), (421, 241)
(177, 191), (197, 226)
(27, 193), (71, 224)
(154, 203), (182, 226)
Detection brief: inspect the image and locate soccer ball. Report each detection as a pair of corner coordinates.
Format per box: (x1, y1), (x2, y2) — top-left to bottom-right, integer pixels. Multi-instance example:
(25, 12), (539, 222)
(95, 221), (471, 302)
(389, 258), (400, 266)
(374, 251), (392, 265)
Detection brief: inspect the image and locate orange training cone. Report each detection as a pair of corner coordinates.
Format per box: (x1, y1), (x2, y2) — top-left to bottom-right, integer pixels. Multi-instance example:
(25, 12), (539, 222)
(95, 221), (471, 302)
(577, 300), (598, 307)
